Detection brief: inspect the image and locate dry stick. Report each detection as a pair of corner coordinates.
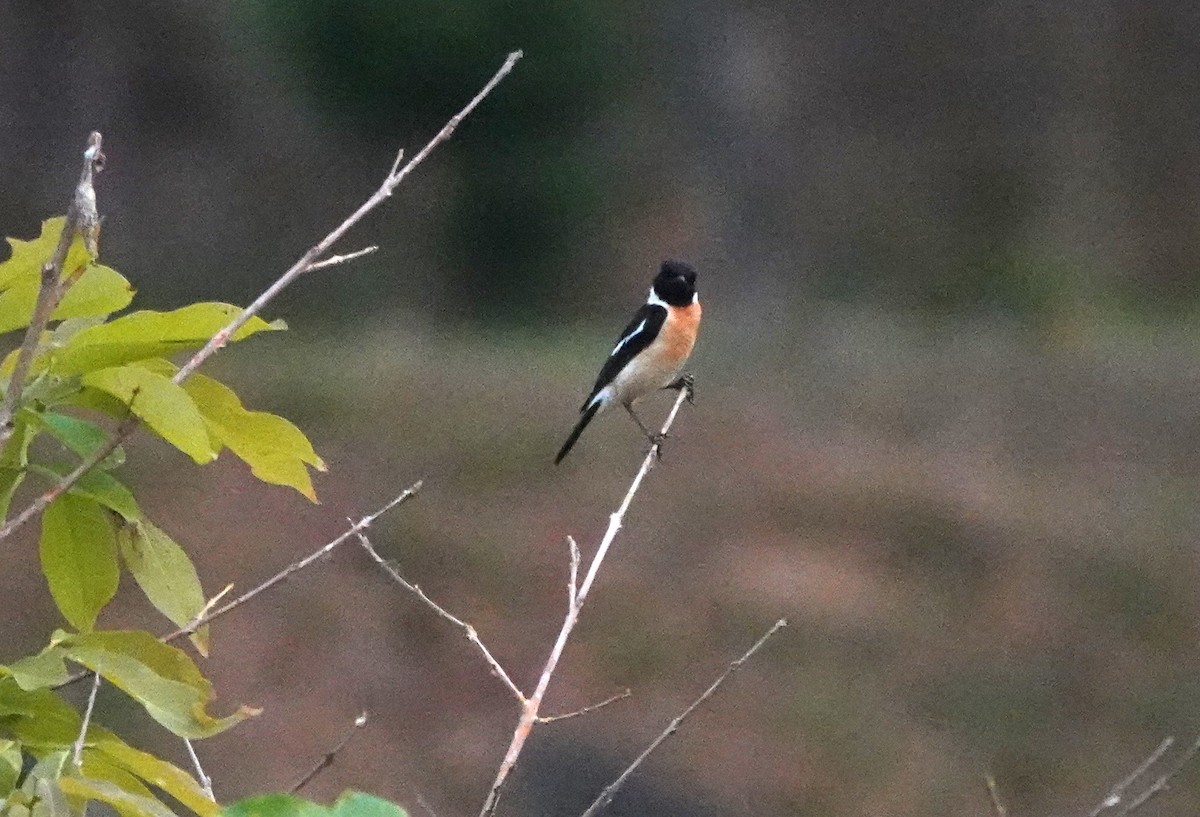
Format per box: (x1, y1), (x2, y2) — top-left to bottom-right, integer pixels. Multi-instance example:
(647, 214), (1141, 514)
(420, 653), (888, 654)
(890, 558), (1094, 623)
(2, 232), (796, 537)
(477, 387), (692, 817)
(290, 711), (369, 794)
(357, 532), (525, 703)
(0, 132), (104, 446)
(183, 739), (215, 801)
(536, 689), (631, 724)
(0, 50), (523, 545)
(1114, 734), (1200, 817)
(55, 482), (423, 691)
(984, 774), (1008, 817)
(1088, 736), (1175, 817)
(72, 671), (102, 768)
(579, 618), (788, 817)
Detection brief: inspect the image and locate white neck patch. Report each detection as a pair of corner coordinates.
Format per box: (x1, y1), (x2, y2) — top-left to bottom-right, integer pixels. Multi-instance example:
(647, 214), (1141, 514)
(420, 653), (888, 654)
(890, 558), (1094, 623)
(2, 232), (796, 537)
(647, 287), (668, 309)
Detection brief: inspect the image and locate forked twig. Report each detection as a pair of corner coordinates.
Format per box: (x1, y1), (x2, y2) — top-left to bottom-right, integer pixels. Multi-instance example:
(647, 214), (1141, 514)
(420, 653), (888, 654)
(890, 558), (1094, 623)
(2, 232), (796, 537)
(290, 711), (369, 794)
(477, 387), (693, 817)
(578, 619), (788, 817)
(357, 532), (525, 703)
(0, 51), (522, 544)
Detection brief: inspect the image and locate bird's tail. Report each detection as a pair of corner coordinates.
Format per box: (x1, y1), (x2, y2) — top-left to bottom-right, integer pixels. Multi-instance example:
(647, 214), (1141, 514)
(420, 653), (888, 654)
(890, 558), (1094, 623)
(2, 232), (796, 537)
(555, 401), (602, 464)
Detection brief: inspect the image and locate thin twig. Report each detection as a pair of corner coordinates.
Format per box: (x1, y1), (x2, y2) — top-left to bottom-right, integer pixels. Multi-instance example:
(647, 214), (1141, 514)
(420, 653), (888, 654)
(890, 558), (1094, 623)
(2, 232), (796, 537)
(579, 619), (788, 817)
(537, 689), (631, 724)
(183, 739), (215, 801)
(290, 711), (369, 794)
(1115, 734), (1200, 817)
(307, 246), (379, 271)
(985, 773), (1007, 817)
(0, 132), (104, 447)
(477, 387), (692, 817)
(55, 482), (423, 690)
(1089, 736), (1175, 817)
(357, 531), (525, 703)
(72, 671), (102, 768)
(566, 535), (580, 609)
(0, 51), (522, 545)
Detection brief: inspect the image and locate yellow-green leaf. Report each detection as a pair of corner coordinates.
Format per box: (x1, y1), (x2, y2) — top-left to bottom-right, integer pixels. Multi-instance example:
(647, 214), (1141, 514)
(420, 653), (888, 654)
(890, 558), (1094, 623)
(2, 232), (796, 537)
(92, 735), (218, 817)
(6, 648), (69, 691)
(81, 366), (216, 464)
(51, 265), (135, 324)
(53, 303), (285, 376)
(0, 217), (92, 292)
(31, 465), (141, 522)
(0, 740), (21, 796)
(78, 751), (158, 817)
(53, 631), (258, 739)
(117, 521), (209, 656)
(183, 374), (324, 501)
(40, 495), (119, 632)
(58, 776), (177, 817)
(0, 679), (81, 748)
(222, 793), (408, 817)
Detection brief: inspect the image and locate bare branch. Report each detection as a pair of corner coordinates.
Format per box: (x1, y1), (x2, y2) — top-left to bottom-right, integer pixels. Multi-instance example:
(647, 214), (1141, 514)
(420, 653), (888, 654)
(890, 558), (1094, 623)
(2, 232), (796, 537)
(0, 131), (105, 446)
(165, 482), (423, 642)
(477, 387), (693, 817)
(55, 482), (423, 691)
(1089, 736), (1175, 817)
(0, 51), (522, 544)
(537, 689), (631, 724)
(984, 773), (1007, 817)
(72, 671), (102, 768)
(290, 711), (369, 794)
(357, 531), (526, 703)
(306, 245), (379, 271)
(1114, 735), (1200, 817)
(183, 739), (215, 801)
(578, 619), (788, 817)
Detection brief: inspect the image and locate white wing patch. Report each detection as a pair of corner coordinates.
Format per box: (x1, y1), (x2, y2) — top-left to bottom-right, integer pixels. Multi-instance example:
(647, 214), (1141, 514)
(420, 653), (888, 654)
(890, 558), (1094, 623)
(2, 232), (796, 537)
(610, 319), (646, 358)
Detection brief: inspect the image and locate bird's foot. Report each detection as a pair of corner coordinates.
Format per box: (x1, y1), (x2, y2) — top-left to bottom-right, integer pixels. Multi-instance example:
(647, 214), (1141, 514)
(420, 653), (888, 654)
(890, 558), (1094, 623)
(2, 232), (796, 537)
(665, 373), (696, 404)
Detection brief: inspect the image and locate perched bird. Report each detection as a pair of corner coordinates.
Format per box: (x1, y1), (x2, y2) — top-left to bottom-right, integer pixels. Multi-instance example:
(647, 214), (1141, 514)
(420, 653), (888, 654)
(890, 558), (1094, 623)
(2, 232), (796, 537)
(555, 260), (702, 464)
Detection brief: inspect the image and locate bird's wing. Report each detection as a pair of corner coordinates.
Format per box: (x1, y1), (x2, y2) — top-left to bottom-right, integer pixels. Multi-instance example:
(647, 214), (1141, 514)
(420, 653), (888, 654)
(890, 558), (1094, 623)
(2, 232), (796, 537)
(581, 303), (667, 410)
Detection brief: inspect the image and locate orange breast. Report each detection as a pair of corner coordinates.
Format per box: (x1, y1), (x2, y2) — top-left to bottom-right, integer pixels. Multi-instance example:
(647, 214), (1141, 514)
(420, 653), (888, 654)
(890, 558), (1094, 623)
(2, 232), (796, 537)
(663, 302), (702, 364)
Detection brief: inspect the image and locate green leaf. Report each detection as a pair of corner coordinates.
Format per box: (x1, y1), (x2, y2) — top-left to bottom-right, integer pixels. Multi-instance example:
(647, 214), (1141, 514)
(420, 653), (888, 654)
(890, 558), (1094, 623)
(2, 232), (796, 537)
(117, 521), (209, 656)
(6, 648), (69, 691)
(81, 367), (216, 464)
(30, 466), (140, 523)
(58, 777), (176, 817)
(0, 679), (81, 747)
(0, 740), (21, 797)
(52, 631), (257, 739)
(221, 795), (329, 817)
(329, 792), (407, 817)
(40, 495), (119, 632)
(33, 412), (125, 470)
(92, 735), (218, 817)
(0, 413), (38, 519)
(53, 304), (285, 376)
(183, 375), (324, 501)
(222, 793), (408, 817)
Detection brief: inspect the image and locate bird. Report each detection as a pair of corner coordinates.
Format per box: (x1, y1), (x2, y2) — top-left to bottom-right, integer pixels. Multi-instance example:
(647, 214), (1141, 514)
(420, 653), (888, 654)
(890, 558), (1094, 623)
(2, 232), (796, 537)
(555, 260), (702, 464)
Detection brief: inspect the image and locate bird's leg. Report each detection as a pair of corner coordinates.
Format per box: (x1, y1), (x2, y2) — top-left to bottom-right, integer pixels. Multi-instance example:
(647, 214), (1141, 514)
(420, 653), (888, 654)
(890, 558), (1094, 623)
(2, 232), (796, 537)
(663, 372), (696, 404)
(625, 404), (666, 450)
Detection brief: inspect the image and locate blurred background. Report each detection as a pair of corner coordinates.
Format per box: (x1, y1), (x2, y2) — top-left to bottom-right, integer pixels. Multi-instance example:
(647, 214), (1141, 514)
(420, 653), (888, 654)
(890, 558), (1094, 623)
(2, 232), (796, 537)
(5, 1), (1200, 815)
